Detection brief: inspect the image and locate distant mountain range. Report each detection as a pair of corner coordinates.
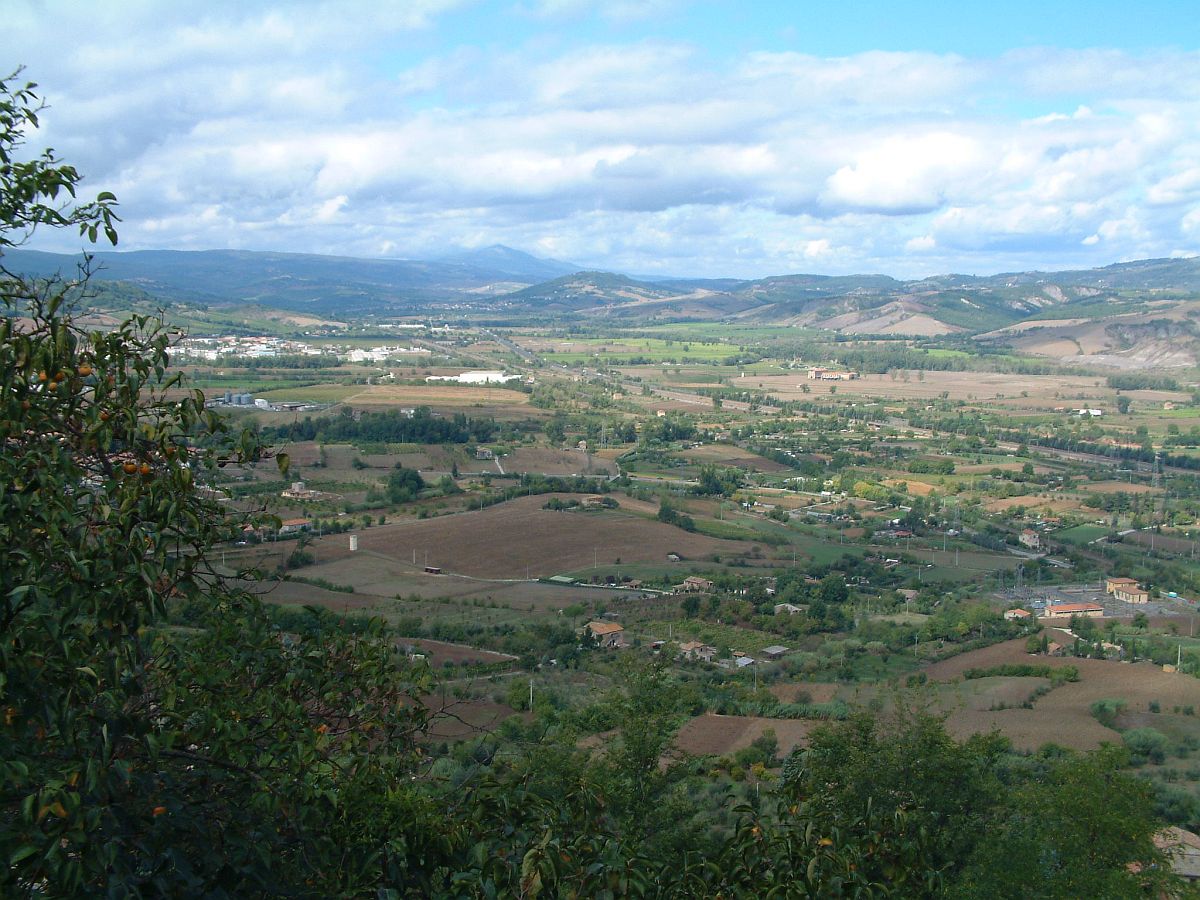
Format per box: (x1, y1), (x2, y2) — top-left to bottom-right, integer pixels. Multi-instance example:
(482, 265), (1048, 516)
(3, 245), (580, 315)
(6, 246), (1200, 368)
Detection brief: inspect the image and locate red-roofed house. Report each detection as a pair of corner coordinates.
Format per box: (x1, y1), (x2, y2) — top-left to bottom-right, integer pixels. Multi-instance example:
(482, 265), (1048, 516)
(584, 621), (625, 648)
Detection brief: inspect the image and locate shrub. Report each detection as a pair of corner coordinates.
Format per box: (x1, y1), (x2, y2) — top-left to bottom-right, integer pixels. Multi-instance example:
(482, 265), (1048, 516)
(1124, 728), (1169, 766)
(1090, 698), (1127, 728)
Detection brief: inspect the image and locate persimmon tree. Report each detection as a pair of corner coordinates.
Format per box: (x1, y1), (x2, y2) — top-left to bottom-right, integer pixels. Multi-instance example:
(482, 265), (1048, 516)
(0, 72), (436, 896)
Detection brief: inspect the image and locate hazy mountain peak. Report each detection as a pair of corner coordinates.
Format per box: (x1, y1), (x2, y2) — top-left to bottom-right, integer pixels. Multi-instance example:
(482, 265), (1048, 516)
(438, 244), (580, 280)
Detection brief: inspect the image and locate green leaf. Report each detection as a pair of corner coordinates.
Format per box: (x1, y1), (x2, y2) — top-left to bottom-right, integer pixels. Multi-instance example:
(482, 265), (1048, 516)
(9, 844), (39, 865)
(276, 452), (290, 475)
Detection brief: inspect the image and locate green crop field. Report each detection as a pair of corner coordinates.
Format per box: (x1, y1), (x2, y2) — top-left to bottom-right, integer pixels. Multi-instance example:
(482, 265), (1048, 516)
(1054, 524), (1109, 546)
(537, 337), (733, 364)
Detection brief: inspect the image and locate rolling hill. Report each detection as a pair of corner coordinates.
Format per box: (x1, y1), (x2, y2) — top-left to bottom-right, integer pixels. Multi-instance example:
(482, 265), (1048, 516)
(2, 246), (581, 315)
(6, 246), (1200, 367)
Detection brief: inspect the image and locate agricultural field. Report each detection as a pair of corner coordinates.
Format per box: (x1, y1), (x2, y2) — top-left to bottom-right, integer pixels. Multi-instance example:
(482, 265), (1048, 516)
(674, 714), (814, 758)
(297, 494), (750, 579)
(514, 336), (733, 364)
(917, 637), (1200, 752)
(335, 383), (532, 410)
(174, 311), (1200, 836)
(737, 370), (1116, 403)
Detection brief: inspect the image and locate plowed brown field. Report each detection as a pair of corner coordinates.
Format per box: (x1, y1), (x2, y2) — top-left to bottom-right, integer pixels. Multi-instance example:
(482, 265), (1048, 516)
(309, 494), (746, 578)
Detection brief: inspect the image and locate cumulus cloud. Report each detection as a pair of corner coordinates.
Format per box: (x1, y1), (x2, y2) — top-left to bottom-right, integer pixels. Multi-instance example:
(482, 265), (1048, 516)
(7, 2), (1200, 277)
(823, 132), (987, 214)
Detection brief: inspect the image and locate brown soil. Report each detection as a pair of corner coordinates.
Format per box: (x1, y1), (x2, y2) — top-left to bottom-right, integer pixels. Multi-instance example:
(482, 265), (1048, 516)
(673, 714), (814, 757)
(397, 638), (517, 667)
(769, 682), (840, 704)
(922, 637), (1200, 751)
(425, 700), (525, 740)
(306, 494), (747, 578)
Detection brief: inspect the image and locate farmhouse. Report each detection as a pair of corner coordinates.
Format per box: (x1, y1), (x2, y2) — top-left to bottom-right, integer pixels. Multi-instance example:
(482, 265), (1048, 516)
(281, 480), (315, 499)
(774, 602), (805, 615)
(278, 518), (311, 536)
(1155, 827), (1200, 882)
(474, 447), (494, 460)
(584, 621), (625, 648)
(1004, 608), (1033, 621)
(807, 367), (859, 381)
(1045, 601), (1105, 619)
(678, 641), (716, 662)
(280, 481), (340, 502)
(679, 576), (715, 593)
(761, 645), (790, 660)
(1106, 576), (1149, 603)
(1019, 529), (1041, 550)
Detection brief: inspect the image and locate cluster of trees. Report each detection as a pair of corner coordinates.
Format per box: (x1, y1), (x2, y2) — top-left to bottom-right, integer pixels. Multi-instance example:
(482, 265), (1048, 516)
(907, 457), (956, 475)
(201, 353), (342, 369)
(385, 464), (426, 503)
(1108, 373), (1181, 391)
(544, 414), (638, 447)
(692, 464), (746, 496)
(263, 405), (498, 446)
(657, 495), (696, 531)
(641, 415), (697, 444)
(776, 341), (1063, 376)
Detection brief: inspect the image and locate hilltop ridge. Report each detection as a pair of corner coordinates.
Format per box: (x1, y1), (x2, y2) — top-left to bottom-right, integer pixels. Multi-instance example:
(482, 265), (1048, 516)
(7, 247), (1200, 367)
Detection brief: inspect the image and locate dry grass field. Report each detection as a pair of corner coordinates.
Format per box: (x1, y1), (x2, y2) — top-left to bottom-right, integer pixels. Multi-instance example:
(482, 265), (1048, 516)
(738, 371), (1111, 404)
(984, 496), (1083, 514)
(680, 444), (792, 473)
(342, 384), (531, 409)
(489, 447), (618, 476)
(883, 478), (937, 496)
(1080, 480), (1164, 495)
(673, 714), (814, 758)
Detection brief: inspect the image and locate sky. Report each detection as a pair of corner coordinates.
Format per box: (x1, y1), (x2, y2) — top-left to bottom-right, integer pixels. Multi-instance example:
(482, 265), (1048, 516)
(7, 0), (1200, 279)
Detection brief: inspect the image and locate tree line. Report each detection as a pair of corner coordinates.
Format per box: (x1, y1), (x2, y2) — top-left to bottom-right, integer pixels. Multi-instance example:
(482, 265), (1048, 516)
(261, 405), (498, 445)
